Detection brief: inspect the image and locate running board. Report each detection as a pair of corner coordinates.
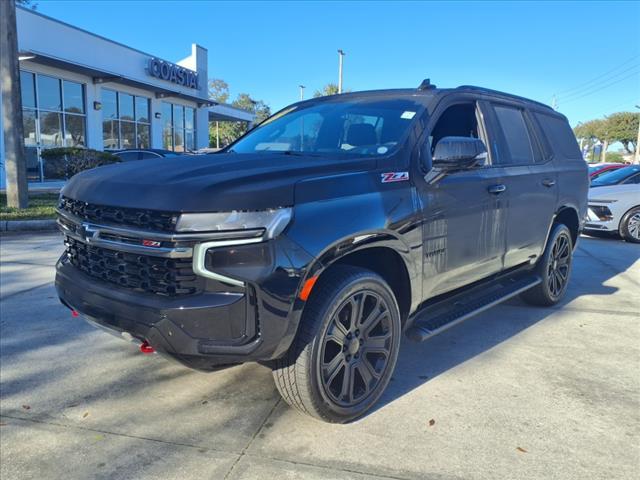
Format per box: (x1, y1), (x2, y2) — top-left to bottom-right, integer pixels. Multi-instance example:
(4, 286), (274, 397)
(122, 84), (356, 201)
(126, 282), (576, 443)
(405, 274), (541, 342)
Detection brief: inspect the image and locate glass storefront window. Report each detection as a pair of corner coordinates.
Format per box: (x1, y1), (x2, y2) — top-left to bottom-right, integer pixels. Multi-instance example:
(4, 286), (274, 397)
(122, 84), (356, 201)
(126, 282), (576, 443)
(20, 71), (36, 108)
(23, 109), (37, 146)
(63, 81), (85, 114)
(136, 96), (150, 123)
(185, 130), (194, 151)
(174, 129), (184, 152)
(119, 93), (134, 121)
(120, 122), (136, 148)
(103, 89), (151, 149)
(64, 114), (86, 147)
(163, 102), (196, 152)
(137, 123), (150, 149)
(20, 70), (87, 182)
(173, 105), (185, 131)
(39, 112), (63, 147)
(37, 75), (62, 111)
(185, 107), (194, 130)
(103, 119), (119, 149)
(102, 89), (118, 120)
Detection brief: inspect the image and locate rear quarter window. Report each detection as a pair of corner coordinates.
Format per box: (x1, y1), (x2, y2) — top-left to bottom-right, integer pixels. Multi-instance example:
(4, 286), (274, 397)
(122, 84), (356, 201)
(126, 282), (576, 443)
(534, 113), (582, 160)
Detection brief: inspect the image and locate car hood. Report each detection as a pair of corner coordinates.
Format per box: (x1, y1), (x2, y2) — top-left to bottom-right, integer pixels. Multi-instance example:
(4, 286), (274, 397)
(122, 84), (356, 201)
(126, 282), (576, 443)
(588, 184), (639, 201)
(61, 153), (370, 212)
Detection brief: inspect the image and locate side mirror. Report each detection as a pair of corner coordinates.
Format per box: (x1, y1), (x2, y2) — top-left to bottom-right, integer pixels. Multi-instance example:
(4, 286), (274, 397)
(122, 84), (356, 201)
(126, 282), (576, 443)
(432, 136), (487, 171)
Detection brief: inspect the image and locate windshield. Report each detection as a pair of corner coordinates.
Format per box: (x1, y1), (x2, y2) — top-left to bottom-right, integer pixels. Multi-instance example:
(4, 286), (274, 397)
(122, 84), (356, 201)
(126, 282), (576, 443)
(228, 98), (422, 157)
(591, 165), (639, 186)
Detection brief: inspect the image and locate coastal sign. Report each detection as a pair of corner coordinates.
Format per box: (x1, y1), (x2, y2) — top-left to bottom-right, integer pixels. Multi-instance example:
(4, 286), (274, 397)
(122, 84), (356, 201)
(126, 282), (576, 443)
(147, 57), (199, 89)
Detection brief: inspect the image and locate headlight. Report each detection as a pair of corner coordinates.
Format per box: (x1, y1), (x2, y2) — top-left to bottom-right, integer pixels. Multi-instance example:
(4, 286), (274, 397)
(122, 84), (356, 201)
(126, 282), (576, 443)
(176, 208), (292, 239)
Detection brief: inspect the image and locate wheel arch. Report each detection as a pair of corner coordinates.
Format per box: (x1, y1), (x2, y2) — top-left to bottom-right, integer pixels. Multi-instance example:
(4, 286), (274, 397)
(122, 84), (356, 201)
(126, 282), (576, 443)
(303, 240), (415, 326)
(553, 206), (581, 247)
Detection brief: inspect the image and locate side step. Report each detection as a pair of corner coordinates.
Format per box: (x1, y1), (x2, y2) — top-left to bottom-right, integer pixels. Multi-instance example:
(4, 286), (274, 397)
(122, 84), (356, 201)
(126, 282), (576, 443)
(405, 274), (541, 342)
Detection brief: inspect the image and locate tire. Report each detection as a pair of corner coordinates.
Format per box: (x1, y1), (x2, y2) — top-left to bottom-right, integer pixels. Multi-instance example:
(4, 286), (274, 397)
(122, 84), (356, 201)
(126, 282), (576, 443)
(521, 223), (573, 307)
(272, 265), (401, 423)
(619, 206), (640, 244)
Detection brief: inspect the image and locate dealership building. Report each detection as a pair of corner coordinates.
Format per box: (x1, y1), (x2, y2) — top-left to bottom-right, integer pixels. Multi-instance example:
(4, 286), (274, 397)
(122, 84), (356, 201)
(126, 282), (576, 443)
(0, 6), (255, 187)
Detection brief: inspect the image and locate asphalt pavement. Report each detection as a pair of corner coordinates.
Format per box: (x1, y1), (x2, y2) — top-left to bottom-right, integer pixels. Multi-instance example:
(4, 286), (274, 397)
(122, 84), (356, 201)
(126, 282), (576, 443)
(1, 232), (638, 480)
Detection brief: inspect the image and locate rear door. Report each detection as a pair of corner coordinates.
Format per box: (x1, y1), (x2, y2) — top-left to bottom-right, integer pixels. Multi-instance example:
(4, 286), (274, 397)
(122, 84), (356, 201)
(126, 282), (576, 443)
(489, 103), (558, 268)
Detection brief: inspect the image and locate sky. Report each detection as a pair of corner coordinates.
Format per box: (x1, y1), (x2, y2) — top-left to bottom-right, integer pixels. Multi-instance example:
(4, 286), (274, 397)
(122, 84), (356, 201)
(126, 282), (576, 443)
(32, 0), (640, 126)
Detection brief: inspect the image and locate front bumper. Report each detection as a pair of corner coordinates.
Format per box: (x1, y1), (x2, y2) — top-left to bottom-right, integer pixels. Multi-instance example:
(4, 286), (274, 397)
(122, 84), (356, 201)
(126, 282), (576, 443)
(55, 233), (315, 371)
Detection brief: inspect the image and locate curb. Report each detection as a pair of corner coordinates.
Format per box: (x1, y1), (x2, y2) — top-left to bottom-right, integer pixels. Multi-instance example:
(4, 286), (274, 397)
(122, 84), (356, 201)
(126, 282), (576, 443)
(0, 219), (58, 232)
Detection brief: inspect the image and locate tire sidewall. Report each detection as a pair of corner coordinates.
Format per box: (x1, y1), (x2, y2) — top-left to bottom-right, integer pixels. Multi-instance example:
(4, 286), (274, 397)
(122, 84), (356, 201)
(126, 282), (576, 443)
(307, 273), (401, 422)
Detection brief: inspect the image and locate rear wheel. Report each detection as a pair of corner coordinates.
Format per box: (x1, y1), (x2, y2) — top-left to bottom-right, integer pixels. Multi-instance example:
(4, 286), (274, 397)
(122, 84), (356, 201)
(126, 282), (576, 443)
(521, 223), (573, 306)
(272, 266), (401, 423)
(619, 207), (640, 244)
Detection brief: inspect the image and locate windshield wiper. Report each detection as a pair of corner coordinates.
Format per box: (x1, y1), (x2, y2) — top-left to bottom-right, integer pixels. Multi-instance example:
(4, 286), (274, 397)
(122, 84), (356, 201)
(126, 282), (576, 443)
(280, 150), (322, 157)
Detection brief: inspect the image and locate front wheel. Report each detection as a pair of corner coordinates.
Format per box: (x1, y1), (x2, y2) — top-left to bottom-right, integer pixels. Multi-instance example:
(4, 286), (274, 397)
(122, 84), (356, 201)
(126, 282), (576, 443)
(521, 223), (573, 306)
(619, 207), (640, 244)
(272, 266), (401, 423)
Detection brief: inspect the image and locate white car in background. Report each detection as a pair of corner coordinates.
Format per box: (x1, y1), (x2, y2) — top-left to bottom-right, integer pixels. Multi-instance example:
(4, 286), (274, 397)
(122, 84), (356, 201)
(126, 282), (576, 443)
(584, 184), (640, 243)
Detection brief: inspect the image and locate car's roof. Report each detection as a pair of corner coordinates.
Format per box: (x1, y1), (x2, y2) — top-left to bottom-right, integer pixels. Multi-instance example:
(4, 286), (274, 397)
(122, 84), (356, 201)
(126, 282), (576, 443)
(297, 83), (555, 113)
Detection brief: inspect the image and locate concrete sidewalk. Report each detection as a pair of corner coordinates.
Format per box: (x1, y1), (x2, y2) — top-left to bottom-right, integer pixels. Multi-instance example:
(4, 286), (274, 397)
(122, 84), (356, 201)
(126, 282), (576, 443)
(1, 232), (638, 480)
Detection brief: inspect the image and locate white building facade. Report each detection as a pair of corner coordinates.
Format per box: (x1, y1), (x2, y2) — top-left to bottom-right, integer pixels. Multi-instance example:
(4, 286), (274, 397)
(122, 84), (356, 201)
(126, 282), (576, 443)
(0, 6), (254, 187)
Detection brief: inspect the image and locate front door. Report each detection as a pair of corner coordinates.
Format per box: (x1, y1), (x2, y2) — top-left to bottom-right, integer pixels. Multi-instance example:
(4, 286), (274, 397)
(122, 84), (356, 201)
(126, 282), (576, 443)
(416, 98), (507, 299)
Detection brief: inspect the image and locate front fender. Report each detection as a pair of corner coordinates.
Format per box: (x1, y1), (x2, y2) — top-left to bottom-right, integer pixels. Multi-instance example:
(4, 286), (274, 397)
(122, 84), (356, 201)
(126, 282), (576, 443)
(270, 180), (423, 357)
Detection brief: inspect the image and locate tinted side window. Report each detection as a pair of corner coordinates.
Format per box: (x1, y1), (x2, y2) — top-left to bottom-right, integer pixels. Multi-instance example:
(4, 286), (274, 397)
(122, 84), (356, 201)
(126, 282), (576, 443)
(493, 106), (534, 165)
(534, 113), (582, 160)
(116, 151), (140, 162)
(139, 152), (161, 159)
(623, 173), (640, 184)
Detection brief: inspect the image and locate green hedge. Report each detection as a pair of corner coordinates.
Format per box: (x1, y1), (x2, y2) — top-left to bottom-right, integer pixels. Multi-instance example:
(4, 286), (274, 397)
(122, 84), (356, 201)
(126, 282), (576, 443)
(40, 147), (120, 179)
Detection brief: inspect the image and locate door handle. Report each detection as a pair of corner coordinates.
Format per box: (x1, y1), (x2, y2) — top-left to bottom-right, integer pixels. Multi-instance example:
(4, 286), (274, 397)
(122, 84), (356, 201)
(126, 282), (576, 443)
(542, 178), (556, 187)
(488, 184), (506, 194)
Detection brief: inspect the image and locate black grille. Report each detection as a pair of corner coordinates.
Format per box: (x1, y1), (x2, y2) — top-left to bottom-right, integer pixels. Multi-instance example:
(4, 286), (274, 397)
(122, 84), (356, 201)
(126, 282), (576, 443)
(64, 237), (199, 296)
(59, 196), (177, 232)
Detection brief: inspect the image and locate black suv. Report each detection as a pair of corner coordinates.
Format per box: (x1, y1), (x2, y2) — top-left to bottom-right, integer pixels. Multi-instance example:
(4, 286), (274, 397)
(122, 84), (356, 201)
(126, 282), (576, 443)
(55, 82), (588, 423)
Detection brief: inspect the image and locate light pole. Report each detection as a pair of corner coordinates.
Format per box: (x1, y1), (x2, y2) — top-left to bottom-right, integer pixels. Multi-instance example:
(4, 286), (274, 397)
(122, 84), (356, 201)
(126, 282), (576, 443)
(635, 105), (640, 164)
(337, 49), (345, 94)
(299, 85), (305, 101)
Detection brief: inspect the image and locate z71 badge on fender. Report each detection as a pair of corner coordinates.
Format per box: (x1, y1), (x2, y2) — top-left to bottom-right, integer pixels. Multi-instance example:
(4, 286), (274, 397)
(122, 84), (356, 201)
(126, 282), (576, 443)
(381, 171), (409, 183)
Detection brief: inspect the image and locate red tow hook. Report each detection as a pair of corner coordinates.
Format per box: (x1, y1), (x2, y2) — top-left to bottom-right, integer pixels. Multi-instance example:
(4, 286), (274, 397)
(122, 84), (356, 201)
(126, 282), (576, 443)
(139, 341), (155, 354)
(71, 310), (79, 318)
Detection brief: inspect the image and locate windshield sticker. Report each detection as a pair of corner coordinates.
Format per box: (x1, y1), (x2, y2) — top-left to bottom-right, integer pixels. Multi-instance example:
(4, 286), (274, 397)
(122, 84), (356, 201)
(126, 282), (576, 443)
(401, 111), (416, 120)
(381, 172), (409, 183)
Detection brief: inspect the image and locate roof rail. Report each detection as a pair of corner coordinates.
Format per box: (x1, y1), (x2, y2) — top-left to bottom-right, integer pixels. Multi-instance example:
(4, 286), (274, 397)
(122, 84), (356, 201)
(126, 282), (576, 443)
(418, 78), (437, 91)
(456, 85), (552, 109)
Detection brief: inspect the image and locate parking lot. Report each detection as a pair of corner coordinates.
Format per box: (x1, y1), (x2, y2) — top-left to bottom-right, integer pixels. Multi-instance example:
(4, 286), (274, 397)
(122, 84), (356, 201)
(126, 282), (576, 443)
(1, 232), (638, 480)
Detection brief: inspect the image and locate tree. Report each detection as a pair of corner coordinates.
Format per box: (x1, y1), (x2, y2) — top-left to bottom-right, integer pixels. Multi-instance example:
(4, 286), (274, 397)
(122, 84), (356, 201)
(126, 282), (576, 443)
(208, 86), (272, 147)
(574, 112), (640, 162)
(15, 0), (37, 8)
(208, 78), (230, 104)
(1, 0), (28, 208)
(605, 112), (639, 155)
(313, 83), (340, 98)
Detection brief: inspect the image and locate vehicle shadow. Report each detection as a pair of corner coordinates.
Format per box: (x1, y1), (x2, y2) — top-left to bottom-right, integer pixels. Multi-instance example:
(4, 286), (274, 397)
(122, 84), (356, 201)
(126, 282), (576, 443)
(367, 235), (640, 418)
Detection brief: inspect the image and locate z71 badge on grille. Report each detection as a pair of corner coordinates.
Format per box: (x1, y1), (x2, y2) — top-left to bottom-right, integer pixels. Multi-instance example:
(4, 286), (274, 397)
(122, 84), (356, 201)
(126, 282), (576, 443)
(142, 239), (162, 247)
(381, 172), (409, 183)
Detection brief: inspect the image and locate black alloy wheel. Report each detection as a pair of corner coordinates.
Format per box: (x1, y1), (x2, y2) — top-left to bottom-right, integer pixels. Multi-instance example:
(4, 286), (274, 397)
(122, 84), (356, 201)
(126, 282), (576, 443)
(547, 231), (571, 298)
(319, 290), (393, 407)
